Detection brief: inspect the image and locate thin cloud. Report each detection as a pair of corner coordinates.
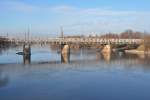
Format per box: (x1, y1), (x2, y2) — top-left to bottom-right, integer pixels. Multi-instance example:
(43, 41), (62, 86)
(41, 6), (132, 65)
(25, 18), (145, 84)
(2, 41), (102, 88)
(50, 5), (76, 13)
(0, 1), (150, 34)
(79, 8), (136, 16)
(1, 1), (150, 17)
(50, 6), (150, 18)
(0, 1), (39, 12)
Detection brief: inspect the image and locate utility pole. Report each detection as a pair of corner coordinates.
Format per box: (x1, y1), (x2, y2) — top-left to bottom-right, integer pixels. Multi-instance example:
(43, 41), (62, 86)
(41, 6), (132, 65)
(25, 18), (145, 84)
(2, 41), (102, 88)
(6, 33), (8, 38)
(128, 30), (130, 39)
(27, 27), (30, 43)
(60, 26), (64, 38)
(25, 32), (26, 43)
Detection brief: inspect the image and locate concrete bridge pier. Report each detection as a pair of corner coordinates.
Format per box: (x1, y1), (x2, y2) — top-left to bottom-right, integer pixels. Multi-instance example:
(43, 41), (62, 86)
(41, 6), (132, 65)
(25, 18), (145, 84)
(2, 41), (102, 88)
(102, 44), (112, 54)
(61, 44), (70, 63)
(23, 44), (31, 64)
(101, 44), (112, 63)
(23, 44), (31, 55)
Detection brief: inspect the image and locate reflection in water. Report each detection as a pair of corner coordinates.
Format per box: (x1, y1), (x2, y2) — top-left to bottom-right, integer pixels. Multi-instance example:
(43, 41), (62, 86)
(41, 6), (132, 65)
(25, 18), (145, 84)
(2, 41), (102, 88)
(0, 45), (18, 55)
(0, 77), (9, 88)
(23, 54), (31, 64)
(95, 50), (150, 69)
(1, 46), (150, 100)
(0, 47), (9, 55)
(101, 52), (111, 63)
(0, 70), (9, 88)
(0, 45), (150, 67)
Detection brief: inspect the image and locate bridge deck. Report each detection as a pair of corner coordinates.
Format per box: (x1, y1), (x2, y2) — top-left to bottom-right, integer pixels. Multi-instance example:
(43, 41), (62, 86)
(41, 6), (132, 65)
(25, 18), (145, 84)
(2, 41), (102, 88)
(49, 38), (143, 45)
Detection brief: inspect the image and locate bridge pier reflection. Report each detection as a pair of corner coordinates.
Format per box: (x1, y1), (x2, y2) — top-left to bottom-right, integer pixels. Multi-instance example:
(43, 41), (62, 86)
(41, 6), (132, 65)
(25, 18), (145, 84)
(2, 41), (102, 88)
(23, 54), (31, 64)
(101, 52), (111, 62)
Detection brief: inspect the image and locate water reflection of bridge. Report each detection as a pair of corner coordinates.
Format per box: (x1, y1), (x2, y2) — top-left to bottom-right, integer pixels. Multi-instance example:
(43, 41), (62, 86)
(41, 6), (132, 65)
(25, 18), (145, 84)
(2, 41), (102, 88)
(97, 52), (150, 65)
(1, 51), (150, 69)
(21, 47), (150, 67)
(0, 70), (9, 88)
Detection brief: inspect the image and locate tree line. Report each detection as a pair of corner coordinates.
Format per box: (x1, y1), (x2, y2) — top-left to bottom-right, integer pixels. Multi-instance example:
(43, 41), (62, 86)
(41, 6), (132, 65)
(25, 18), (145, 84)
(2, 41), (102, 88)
(0, 36), (10, 47)
(99, 30), (146, 39)
(65, 29), (148, 39)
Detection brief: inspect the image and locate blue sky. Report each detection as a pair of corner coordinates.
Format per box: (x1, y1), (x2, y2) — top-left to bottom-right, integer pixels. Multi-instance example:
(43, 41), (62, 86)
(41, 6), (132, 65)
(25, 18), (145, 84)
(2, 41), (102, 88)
(0, 0), (150, 37)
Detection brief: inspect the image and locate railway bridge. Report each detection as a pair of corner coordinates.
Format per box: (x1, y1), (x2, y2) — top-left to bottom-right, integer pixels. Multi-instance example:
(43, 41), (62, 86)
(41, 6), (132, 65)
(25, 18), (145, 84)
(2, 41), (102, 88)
(49, 38), (142, 45)
(20, 37), (143, 64)
(48, 37), (143, 63)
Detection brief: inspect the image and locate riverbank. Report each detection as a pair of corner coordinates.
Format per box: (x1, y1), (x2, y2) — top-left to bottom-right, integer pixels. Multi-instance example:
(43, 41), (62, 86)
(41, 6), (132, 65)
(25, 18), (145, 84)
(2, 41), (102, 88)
(125, 49), (150, 54)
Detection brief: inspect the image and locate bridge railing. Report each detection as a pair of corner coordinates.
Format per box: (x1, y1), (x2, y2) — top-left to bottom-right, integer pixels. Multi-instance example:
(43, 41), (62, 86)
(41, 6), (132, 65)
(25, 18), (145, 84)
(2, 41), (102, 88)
(48, 38), (143, 45)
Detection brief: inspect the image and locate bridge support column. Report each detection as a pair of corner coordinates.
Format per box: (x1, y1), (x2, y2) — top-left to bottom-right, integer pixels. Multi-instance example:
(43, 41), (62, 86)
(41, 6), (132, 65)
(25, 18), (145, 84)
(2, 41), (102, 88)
(102, 44), (112, 54)
(23, 44), (31, 64)
(61, 44), (70, 63)
(101, 44), (112, 63)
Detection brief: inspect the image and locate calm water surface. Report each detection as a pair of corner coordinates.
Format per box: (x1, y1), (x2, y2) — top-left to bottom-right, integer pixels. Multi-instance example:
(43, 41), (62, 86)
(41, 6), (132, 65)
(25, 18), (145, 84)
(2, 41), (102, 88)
(0, 45), (150, 100)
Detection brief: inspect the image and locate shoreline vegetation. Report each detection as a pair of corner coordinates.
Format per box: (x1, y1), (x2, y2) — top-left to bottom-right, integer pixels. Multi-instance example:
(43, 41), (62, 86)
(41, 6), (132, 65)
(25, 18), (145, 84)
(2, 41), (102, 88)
(125, 35), (150, 54)
(125, 50), (150, 55)
(0, 36), (10, 48)
(125, 44), (150, 55)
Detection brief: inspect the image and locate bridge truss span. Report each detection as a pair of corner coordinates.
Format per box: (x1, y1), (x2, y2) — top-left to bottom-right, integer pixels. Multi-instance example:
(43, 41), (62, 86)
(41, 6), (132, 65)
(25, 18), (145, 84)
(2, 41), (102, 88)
(48, 38), (143, 45)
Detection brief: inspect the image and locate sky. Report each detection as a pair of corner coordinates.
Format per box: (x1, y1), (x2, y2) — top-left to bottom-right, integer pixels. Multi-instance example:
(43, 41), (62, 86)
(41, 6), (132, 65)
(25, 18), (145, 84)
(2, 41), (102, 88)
(0, 0), (150, 37)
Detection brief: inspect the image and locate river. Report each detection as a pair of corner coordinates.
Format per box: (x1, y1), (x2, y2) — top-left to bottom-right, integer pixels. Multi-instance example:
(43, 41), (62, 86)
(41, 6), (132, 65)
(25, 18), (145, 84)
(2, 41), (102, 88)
(0, 45), (150, 100)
